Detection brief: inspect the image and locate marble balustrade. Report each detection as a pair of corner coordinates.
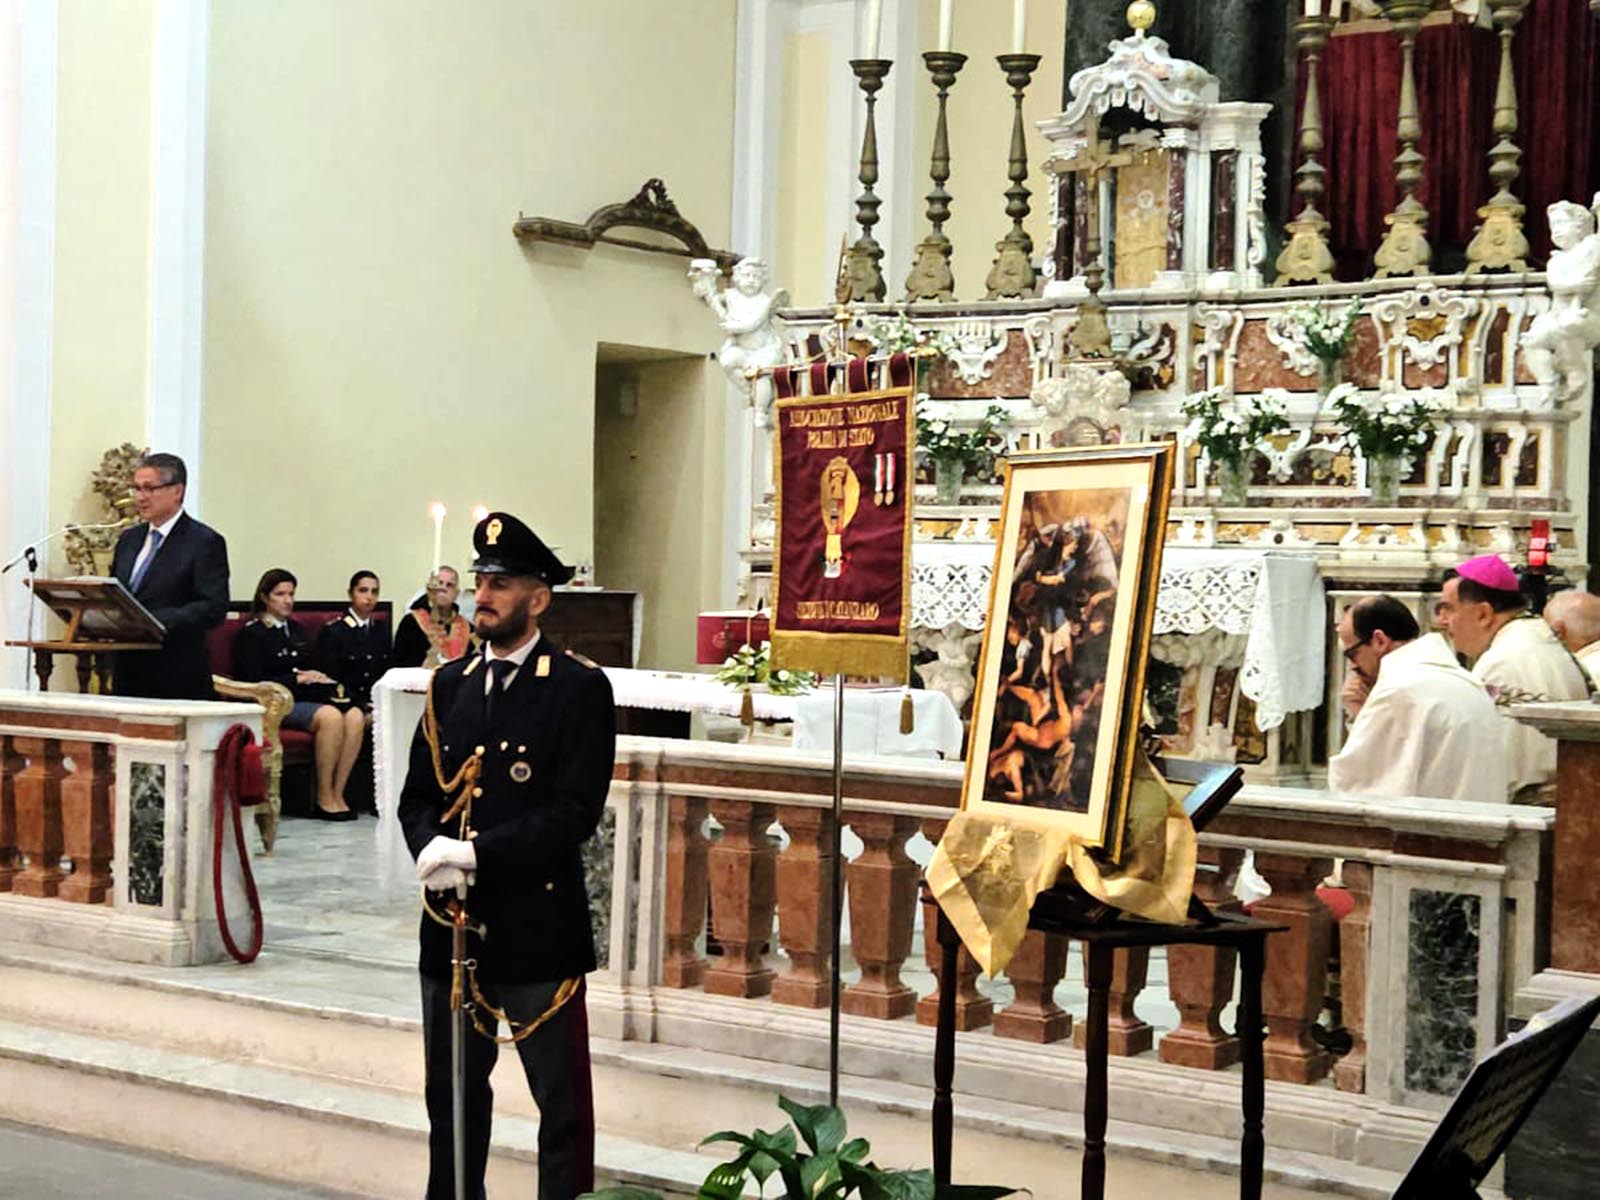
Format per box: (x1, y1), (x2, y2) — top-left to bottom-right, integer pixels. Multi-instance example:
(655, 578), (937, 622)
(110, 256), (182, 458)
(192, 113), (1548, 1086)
(597, 735), (1552, 1110)
(0, 691), (262, 966)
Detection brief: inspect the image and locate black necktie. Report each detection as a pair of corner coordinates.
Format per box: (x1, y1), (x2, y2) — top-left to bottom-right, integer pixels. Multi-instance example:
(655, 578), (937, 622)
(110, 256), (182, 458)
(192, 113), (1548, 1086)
(486, 658), (515, 723)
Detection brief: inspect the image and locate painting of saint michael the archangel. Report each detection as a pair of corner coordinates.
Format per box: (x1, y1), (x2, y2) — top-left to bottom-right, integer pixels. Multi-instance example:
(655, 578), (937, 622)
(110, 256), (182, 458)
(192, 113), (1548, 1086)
(961, 444), (1173, 855)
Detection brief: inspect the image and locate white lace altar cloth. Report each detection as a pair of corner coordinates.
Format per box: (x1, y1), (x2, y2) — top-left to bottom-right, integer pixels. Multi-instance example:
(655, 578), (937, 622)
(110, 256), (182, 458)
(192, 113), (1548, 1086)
(370, 665), (806, 897)
(909, 543), (1325, 732)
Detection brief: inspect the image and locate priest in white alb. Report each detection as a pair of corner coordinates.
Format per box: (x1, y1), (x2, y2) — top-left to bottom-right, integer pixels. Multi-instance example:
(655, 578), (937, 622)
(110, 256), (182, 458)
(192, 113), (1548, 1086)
(1436, 555), (1590, 804)
(1543, 589), (1600, 689)
(1329, 594), (1508, 804)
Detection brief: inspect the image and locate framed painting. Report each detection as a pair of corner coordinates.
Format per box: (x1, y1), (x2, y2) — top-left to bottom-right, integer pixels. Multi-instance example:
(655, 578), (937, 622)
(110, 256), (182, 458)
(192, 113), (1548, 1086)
(960, 443), (1175, 859)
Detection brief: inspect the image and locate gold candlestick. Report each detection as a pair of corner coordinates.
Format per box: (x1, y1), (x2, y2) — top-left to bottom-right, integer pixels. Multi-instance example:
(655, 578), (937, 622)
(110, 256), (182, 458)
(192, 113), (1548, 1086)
(1373, 0), (1432, 278)
(1465, 0), (1531, 273)
(1276, 13), (1337, 285)
(984, 53), (1043, 300)
(846, 58), (892, 304)
(905, 51), (967, 302)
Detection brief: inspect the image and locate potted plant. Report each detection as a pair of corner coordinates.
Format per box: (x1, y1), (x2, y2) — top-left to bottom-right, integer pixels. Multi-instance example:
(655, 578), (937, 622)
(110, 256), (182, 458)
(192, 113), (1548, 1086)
(581, 1094), (1018, 1200)
(1179, 389), (1292, 505)
(1285, 300), (1362, 394)
(916, 401), (1008, 506)
(1325, 382), (1444, 505)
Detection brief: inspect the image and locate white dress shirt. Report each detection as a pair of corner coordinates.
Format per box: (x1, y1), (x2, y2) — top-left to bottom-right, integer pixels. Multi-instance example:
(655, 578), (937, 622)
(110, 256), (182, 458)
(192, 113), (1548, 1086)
(482, 631), (541, 695)
(129, 510), (183, 583)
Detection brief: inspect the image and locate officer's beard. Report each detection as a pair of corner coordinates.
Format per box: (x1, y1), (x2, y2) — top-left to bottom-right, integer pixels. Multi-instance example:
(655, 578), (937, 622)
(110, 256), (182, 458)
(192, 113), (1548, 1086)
(476, 603), (534, 650)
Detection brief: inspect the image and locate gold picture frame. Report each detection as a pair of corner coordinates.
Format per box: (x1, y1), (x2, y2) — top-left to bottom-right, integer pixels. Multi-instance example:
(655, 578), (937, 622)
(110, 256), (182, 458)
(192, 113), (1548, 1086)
(960, 443), (1175, 860)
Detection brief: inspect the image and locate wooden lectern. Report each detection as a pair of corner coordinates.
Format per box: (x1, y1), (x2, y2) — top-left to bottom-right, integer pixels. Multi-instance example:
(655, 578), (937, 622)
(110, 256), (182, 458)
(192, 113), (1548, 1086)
(6, 577), (164, 693)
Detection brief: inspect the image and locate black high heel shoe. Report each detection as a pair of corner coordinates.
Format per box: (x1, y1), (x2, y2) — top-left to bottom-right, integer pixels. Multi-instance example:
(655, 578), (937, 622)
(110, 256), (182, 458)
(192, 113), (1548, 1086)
(311, 807), (358, 822)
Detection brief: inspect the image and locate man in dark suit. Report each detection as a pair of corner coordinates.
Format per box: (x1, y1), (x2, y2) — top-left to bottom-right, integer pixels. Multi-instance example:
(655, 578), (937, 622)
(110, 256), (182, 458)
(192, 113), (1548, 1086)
(399, 510), (616, 1200)
(109, 452), (230, 700)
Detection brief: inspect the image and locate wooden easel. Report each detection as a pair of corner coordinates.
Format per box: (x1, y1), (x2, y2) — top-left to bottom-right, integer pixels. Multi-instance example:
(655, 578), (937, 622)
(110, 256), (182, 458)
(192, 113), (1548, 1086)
(6, 577), (164, 693)
(927, 759), (1284, 1200)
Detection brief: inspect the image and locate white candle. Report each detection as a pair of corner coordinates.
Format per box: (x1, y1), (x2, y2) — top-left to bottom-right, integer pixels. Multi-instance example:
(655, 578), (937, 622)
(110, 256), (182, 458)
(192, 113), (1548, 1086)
(472, 504), (489, 524)
(864, 0), (882, 58)
(1302, 0), (1322, 15)
(429, 502), (446, 572)
(938, 0), (953, 51)
(1011, 0), (1026, 53)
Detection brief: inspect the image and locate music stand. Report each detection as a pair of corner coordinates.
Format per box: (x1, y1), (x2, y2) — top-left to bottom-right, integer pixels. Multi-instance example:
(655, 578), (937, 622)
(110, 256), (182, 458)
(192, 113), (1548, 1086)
(928, 758), (1284, 1200)
(6, 577), (164, 693)
(1391, 993), (1600, 1200)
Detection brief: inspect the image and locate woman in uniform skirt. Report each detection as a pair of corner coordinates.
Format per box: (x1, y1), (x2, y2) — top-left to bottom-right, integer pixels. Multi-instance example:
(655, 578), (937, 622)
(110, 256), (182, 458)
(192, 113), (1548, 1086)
(234, 568), (366, 820)
(317, 570), (393, 709)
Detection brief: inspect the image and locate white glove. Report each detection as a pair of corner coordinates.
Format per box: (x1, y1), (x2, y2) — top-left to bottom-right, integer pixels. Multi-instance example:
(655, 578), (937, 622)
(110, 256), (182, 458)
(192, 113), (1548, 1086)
(416, 835), (477, 881)
(421, 864), (469, 893)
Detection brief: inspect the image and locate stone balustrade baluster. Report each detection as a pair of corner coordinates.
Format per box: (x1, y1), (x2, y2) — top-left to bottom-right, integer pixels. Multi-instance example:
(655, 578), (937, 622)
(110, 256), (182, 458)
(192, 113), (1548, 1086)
(704, 800), (777, 998)
(1075, 946), (1154, 1055)
(1253, 852), (1334, 1084)
(994, 930), (1071, 1043)
(915, 819), (992, 1031)
(58, 740), (113, 904)
(1161, 847), (1246, 1069)
(0, 735), (19, 891)
(842, 812), (919, 1019)
(661, 795), (711, 988)
(773, 804), (834, 1008)
(12, 736), (66, 898)
(1333, 861), (1373, 1093)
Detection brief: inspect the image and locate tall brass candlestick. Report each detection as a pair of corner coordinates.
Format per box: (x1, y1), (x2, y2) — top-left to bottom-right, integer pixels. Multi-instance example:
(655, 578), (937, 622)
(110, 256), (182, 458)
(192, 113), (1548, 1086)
(1465, 0), (1531, 273)
(984, 52), (1043, 300)
(1276, 13), (1337, 285)
(905, 51), (967, 302)
(1373, 0), (1432, 278)
(846, 58), (892, 304)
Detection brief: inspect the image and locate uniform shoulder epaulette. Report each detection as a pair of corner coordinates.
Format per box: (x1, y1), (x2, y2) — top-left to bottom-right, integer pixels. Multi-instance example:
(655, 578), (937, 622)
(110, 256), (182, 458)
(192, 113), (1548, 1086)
(343, 614), (359, 628)
(564, 648), (601, 670)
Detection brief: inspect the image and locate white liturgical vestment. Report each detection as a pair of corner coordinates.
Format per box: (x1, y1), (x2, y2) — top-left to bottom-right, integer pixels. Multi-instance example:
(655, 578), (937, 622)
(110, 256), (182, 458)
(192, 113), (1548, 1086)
(1576, 640), (1600, 690)
(1471, 616), (1590, 803)
(1329, 634), (1508, 805)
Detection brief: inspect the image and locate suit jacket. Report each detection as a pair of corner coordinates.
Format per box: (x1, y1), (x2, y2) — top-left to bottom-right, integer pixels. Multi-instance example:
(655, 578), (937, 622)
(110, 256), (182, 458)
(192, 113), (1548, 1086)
(316, 613), (392, 708)
(110, 513), (230, 701)
(398, 641), (616, 984)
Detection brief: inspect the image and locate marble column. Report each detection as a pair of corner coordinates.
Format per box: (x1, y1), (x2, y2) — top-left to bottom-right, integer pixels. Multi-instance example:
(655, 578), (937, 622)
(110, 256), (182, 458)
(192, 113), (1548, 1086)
(56, 740), (112, 904)
(12, 735), (65, 898)
(842, 813), (918, 1020)
(773, 804), (834, 1008)
(1165, 147), (1188, 273)
(1053, 174), (1077, 284)
(0, 734), (18, 890)
(1161, 847), (1245, 1069)
(994, 930), (1072, 1043)
(1333, 861), (1373, 1094)
(1074, 945), (1154, 1056)
(1253, 852), (1334, 1084)
(1211, 151), (1238, 274)
(704, 800), (777, 998)
(660, 795), (710, 988)
(1552, 740), (1600, 975)
(916, 819), (992, 1030)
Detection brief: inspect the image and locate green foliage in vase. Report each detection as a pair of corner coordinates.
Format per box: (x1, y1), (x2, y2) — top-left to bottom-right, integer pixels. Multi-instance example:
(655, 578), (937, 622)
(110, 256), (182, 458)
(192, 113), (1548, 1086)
(1285, 300), (1361, 367)
(713, 641), (817, 697)
(1179, 389), (1291, 471)
(1326, 383), (1445, 459)
(915, 401), (1008, 478)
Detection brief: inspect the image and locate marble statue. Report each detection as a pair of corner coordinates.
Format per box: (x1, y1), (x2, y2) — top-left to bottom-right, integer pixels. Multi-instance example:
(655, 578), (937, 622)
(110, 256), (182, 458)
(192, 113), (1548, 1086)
(1522, 198), (1600, 405)
(689, 257), (789, 427)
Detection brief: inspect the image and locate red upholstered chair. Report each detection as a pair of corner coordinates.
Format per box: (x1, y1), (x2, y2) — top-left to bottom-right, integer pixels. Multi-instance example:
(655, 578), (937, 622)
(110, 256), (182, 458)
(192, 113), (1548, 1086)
(209, 600), (391, 852)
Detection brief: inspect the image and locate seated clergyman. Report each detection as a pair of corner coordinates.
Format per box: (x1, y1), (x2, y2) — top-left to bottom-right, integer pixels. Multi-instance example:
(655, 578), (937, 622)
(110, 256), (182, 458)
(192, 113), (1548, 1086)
(1329, 594), (1508, 805)
(1543, 589), (1600, 690)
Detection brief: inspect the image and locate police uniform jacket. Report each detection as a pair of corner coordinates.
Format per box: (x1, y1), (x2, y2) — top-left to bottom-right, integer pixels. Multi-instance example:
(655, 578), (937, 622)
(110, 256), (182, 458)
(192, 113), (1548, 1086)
(234, 617), (333, 705)
(398, 642), (616, 984)
(317, 612), (393, 708)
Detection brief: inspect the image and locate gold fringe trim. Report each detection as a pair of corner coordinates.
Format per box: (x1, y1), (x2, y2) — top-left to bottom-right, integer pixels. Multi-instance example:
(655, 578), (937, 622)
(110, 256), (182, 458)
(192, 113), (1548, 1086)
(771, 631), (909, 681)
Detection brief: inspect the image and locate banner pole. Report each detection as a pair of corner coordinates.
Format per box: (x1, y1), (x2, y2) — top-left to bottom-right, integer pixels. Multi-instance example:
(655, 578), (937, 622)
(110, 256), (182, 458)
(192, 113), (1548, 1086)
(829, 671), (845, 1108)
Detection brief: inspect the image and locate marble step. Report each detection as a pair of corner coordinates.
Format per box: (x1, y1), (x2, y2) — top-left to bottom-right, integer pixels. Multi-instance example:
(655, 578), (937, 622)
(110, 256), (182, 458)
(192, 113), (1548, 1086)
(0, 1016), (729, 1199)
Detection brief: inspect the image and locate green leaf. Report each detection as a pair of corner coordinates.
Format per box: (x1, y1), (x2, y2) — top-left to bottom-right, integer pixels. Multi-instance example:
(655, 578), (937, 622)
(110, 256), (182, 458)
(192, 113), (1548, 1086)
(700, 1131), (756, 1151)
(838, 1138), (870, 1164)
(696, 1160), (747, 1200)
(579, 1190), (667, 1200)
(778, 1094), (848, 1154)
(800, 1150), (842, 1195)
(839, 1161), (937, 1200)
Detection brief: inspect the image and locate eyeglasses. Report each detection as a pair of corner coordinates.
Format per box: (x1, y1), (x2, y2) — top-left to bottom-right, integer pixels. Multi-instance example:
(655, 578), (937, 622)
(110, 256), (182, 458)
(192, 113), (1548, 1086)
(131, 482), (178, 496)
(1342, 637), (1371, 663)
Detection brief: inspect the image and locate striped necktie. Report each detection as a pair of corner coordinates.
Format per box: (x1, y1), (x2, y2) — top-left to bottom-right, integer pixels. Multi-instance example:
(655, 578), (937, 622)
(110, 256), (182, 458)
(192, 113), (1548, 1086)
(129, 530), (164, 592)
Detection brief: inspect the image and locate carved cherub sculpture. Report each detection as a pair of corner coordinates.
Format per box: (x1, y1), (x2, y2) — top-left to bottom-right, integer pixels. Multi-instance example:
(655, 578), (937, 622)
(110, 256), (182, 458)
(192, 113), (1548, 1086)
(689, 256), (789, 427)
(1522, 198), (1600, 404)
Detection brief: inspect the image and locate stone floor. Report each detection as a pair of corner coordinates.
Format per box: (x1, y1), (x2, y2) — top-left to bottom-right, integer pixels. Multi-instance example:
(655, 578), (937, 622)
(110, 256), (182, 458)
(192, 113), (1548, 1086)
(0, 1119), (360, 1199)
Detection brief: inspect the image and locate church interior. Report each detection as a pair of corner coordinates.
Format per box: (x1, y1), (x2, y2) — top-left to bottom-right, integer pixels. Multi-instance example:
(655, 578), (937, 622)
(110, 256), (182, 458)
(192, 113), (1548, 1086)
(2, 0), (1600, 1197)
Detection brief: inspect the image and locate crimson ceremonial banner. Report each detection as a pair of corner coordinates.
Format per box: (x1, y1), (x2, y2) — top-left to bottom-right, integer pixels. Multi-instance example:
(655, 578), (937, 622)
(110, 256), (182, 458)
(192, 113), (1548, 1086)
(770, 354), (914, 680)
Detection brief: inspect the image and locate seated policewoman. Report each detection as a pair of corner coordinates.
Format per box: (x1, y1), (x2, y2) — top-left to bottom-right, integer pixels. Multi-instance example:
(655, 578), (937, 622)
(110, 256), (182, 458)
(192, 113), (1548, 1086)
(234, 568), (367, 821)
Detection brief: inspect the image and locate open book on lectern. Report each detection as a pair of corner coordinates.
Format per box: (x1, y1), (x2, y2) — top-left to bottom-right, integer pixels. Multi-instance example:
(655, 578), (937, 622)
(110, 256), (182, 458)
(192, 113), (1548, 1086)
(30, 576), (165, 642)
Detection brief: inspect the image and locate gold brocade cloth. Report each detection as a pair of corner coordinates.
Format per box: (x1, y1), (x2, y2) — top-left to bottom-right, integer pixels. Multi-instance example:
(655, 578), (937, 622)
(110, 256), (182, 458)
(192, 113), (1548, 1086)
(924, 751), (1198, 977)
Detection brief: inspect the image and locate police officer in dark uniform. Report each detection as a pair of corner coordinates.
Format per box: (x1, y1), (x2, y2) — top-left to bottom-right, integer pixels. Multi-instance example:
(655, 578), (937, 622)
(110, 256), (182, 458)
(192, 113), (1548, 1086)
(316, 569), (393, 709)
(399, 512), (616, 1200)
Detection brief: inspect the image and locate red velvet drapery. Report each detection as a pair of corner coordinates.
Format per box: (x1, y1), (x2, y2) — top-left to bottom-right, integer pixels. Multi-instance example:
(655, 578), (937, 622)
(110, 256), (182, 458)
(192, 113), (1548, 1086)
(1297, 1), (1600, 279)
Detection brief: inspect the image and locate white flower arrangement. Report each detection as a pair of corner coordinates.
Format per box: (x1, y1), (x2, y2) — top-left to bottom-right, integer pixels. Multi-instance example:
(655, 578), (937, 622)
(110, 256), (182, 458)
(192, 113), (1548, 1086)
(1284, 300), (1361, 367)
(1180, 388), (1293, 470)
(1325, 383), (1446, 459)
(864, 308), (959, 358)
(713, 640), (816, 696)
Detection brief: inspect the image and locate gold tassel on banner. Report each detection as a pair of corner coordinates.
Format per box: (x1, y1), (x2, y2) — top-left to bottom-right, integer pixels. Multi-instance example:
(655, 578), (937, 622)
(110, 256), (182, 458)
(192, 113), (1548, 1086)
(740, 685), (755, 727)
(899, 685), (915, 735)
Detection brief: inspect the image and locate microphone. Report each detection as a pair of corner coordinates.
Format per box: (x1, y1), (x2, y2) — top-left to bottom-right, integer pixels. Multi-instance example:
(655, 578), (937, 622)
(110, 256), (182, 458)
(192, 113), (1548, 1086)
(2, 522), (125, 575)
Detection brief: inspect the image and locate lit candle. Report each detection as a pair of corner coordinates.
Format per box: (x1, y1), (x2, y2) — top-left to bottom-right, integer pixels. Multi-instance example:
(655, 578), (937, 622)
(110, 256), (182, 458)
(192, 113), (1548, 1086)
(864, 0), (882, 58)
(1302, 0), (1322, 15)
(429, 502), (446, 573)
(1011, 0), (1026, 53)
(472, 504), (489, 524)
(938, 0), (953, 51)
